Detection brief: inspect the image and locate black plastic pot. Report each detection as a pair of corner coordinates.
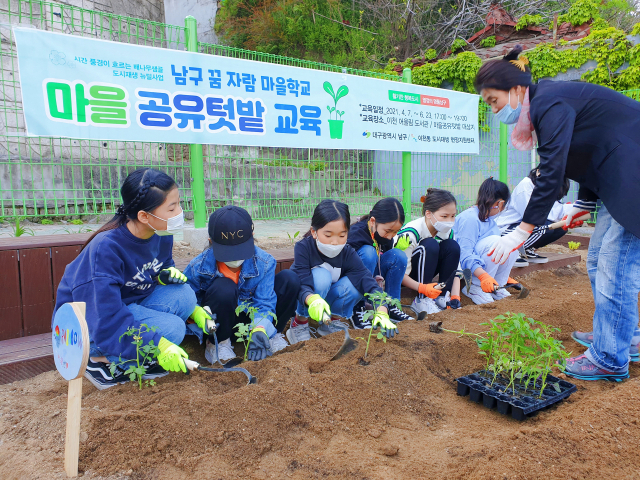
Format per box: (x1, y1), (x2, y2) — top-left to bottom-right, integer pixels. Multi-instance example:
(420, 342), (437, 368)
(456, 370), (577, 421)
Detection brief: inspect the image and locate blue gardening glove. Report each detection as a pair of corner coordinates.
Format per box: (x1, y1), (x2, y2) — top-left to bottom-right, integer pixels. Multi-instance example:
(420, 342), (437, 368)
(447, 296), (461, 310)
(372, 310), (398, 338)
(247, 327), (272, 362)
(158, 267), (187, 285)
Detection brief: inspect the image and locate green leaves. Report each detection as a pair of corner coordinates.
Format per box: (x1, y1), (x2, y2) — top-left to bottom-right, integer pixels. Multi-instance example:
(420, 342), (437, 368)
(335, 85), (349, 103)
(323, 81), (335, 100)
(111, 323), (160, 389)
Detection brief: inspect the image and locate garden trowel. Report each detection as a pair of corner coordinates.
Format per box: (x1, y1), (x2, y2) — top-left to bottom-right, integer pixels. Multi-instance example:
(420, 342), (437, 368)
(328, 313), (359, 361)
(183, 358), (257, 385)
(494, 282), (530, 299)
(434, 269), (472, 294)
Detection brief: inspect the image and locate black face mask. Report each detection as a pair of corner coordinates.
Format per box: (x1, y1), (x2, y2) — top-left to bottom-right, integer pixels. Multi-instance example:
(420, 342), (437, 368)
(374, 231), (393, 250)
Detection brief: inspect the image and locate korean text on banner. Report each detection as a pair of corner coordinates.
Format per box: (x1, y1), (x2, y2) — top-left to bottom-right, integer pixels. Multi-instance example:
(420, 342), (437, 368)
(14, 28), (480, 154)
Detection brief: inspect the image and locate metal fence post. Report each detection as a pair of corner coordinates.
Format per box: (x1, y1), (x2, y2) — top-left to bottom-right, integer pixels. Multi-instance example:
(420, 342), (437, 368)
(185, 15), (207, 228)
(499, 122), (508, 184)
(401, 68), (412, 217)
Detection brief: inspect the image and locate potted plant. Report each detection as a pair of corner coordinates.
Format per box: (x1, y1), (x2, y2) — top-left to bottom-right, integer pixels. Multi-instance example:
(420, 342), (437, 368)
(323, 81), (349, 139)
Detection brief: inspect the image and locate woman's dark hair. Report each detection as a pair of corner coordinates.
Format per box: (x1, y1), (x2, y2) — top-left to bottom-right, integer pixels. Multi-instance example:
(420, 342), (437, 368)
(421, 188), (457, 215)
(360, 197), (405, 225)
(474, 45), (532, 93)
(82, 168), (177, 250)
(528, 166), (570, 201)
(303, 199), (351, 238)
(477, 177), (510, 221)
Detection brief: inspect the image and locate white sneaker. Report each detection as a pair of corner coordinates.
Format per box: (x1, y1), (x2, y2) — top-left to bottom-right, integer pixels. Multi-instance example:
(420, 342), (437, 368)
(411, 296), (442, 315)
(269, 332), (289, 353)
(434, 291), (451, 310)
(205, 338), (236, 365)
(286, 322), (311, 344)
(462, 284), (494, 305)
(317, 319), (348, 336)
(491, 288), (511, 301)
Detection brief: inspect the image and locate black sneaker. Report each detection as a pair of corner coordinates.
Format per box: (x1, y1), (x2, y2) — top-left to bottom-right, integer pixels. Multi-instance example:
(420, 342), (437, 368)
(524, 248), (548, 264)
(514, 257), (529, 268)
(84, 359), (129, 391)
(350, 303), (372, 329)
(388, 305), (413, 323)
(142, 360), (169, 380)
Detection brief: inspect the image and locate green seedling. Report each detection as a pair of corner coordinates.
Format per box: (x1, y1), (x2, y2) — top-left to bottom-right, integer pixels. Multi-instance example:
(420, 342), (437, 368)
(568, 241), (581, 251)
(356, 291), (401, 360)
(109, 324), (160, 390)
(323, 81), (349, 120)
(6, 217), (35, 237)
(287, 231), (300, 245)
(234, 302), (277, 360)
(70, 219), (84, 225)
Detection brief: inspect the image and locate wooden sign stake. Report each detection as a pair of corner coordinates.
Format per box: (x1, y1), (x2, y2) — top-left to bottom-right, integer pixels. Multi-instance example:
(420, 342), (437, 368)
(64, 377), (83, 477)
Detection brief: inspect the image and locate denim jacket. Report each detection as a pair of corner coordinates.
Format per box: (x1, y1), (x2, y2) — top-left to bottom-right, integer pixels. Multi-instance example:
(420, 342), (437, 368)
(184, 246), (278, 338)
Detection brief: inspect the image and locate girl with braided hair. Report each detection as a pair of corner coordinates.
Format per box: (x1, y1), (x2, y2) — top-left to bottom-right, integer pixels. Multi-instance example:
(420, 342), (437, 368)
(476, 45), (640, 381)
(53, 168), (209, 390)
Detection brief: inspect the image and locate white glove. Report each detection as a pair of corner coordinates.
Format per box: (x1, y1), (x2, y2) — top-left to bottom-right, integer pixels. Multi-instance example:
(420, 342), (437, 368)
(488, 227), (531, 265)
(563, 200), (596, 230)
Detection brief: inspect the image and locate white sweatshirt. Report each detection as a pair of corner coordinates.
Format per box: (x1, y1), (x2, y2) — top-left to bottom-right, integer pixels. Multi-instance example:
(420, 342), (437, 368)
(393, 216), (454, 275)
(497, 177), (573, 232)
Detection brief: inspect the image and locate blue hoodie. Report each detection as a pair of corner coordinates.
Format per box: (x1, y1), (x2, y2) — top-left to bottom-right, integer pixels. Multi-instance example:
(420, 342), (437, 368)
(53, 225), (174, 359)
(453, 206), (501, 274)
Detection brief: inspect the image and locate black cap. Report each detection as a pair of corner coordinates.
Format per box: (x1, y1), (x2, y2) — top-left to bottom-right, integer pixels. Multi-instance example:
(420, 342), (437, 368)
(208, 206), (254, 262)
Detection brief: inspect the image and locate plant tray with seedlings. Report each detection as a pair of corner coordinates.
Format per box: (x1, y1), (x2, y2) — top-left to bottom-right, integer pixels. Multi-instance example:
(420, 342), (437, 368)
(456, 370), (577, 421)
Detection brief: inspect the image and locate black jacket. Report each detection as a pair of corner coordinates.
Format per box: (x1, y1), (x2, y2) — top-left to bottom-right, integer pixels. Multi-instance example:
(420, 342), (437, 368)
(524, 80), (640, 238)
(290, 236), (382, 305)
(346, 219), (394, 253)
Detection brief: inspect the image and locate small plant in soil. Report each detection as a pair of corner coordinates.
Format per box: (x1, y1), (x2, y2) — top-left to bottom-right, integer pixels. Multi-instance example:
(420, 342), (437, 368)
(287, 231), (300, 245)
(357, 291), (401, 360)
(568, 241), (581, 251)
(109, 324), (160, 389)
(234, 302), (277, 361)
(6, 217), (35, 237)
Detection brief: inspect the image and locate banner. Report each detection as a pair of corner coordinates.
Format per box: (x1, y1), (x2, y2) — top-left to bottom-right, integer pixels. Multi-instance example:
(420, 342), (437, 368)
(14, 28), (480, 153)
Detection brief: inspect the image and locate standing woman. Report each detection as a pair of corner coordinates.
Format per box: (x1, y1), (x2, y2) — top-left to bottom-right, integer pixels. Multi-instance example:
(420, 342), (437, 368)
(477, 46), (640, 381)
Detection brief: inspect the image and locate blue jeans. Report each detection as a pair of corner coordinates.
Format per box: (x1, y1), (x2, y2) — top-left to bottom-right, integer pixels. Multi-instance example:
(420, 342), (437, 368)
(357, 245), (407, 300)
(585, 205), (640, 372)
(89, 283), (197, 363)
(296, 267), (362, 319)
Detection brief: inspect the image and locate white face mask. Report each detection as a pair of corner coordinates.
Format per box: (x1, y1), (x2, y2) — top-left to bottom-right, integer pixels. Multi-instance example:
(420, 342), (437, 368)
(428, 214), (455, 235)
(224, 259), (245, 268)
(315, 238), (345, 258)
(147, 209), (184, 236)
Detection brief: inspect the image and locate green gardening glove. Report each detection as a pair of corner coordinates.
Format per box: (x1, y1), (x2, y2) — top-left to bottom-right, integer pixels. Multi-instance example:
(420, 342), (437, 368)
(157, 337), (188, 373)
(158, 267), (187, 285)
(307, 294), (331, 323)
(191, 306), (212, 334)
(395, 233), (411, 251)
(372, 310), (398, 338)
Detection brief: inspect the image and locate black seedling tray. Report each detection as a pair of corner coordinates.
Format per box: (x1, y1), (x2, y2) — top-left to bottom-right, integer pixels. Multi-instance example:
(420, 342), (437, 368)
(456, 370), (577, 421)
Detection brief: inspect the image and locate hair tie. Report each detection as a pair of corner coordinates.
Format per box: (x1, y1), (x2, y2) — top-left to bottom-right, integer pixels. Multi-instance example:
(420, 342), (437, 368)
(509, 57), (529, 72)
(420, 195), (426, 203)
(116, 205), (127, 216)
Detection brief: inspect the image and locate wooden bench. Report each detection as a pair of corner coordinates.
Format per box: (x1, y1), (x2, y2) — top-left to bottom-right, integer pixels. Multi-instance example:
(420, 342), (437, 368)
(0, 233), (582, 385)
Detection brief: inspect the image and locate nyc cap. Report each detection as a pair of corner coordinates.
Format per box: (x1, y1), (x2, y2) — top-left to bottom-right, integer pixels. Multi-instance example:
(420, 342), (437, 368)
(208, 206), (254, 262)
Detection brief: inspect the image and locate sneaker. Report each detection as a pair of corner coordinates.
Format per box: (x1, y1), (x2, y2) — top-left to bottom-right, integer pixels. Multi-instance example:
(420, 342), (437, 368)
(269, 332), (289, 353)
(491, 288), (511, 301)
(317, 319), (348, 336)
(513, 257), (529, 268)
(563, 354), (629, 382)
(286, 321), (311, 345)
(350, 304), (372, 329)
(388, 305), (413, 323)
(524, 248), (548, 264)
(434, 291), (450, 311)
(462, 284), (494, 305)
(205, 337), (236, 365)
(411, 296), (442, 315)
(141, 360), (169, 380)
(572, 330), (640, 362)
(84, 359), (129, 391)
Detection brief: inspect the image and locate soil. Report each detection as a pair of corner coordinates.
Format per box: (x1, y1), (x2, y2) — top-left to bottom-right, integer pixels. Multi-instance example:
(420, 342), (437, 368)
(2, 245), (640, 480)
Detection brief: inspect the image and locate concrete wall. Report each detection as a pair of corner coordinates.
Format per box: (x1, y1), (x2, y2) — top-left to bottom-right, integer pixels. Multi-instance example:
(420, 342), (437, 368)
(163, 0), (218, 44)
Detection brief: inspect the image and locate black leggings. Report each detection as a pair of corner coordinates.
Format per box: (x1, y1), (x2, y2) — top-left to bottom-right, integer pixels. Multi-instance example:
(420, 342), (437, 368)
(201, 269), (300, 342)
(409, 238), (460, 296)
(502, 220), (567, 250)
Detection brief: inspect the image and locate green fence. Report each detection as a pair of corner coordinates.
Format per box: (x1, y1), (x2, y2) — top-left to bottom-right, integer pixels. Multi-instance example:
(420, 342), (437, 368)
(1, 1), (637, 225)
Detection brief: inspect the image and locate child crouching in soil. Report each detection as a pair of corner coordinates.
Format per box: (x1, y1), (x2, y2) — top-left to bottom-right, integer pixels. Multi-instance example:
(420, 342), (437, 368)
(286, 199), (397, 344)
(454, 178), (519, 305)
(54, 168), (204, 390)
(394, 188), (462, 315)
(184, 206), (300, 364)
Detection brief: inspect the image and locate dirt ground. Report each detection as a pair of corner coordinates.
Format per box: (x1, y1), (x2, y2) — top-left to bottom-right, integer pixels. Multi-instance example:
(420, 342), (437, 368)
(2, 246), (640, 480)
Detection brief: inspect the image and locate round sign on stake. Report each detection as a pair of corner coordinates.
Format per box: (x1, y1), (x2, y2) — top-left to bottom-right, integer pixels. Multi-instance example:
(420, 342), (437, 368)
(52, 302), (90, 381)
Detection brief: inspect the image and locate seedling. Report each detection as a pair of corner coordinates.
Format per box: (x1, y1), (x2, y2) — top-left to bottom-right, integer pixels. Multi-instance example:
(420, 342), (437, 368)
(234, 302), (277, 361)
(357, 291), (402, 359)
(323, 82), (349, 121)
(5, 217), (35, 237)
(287, 231), (300, 245)
(109, 324), (160, 389)
(567, 241), (581, 251)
